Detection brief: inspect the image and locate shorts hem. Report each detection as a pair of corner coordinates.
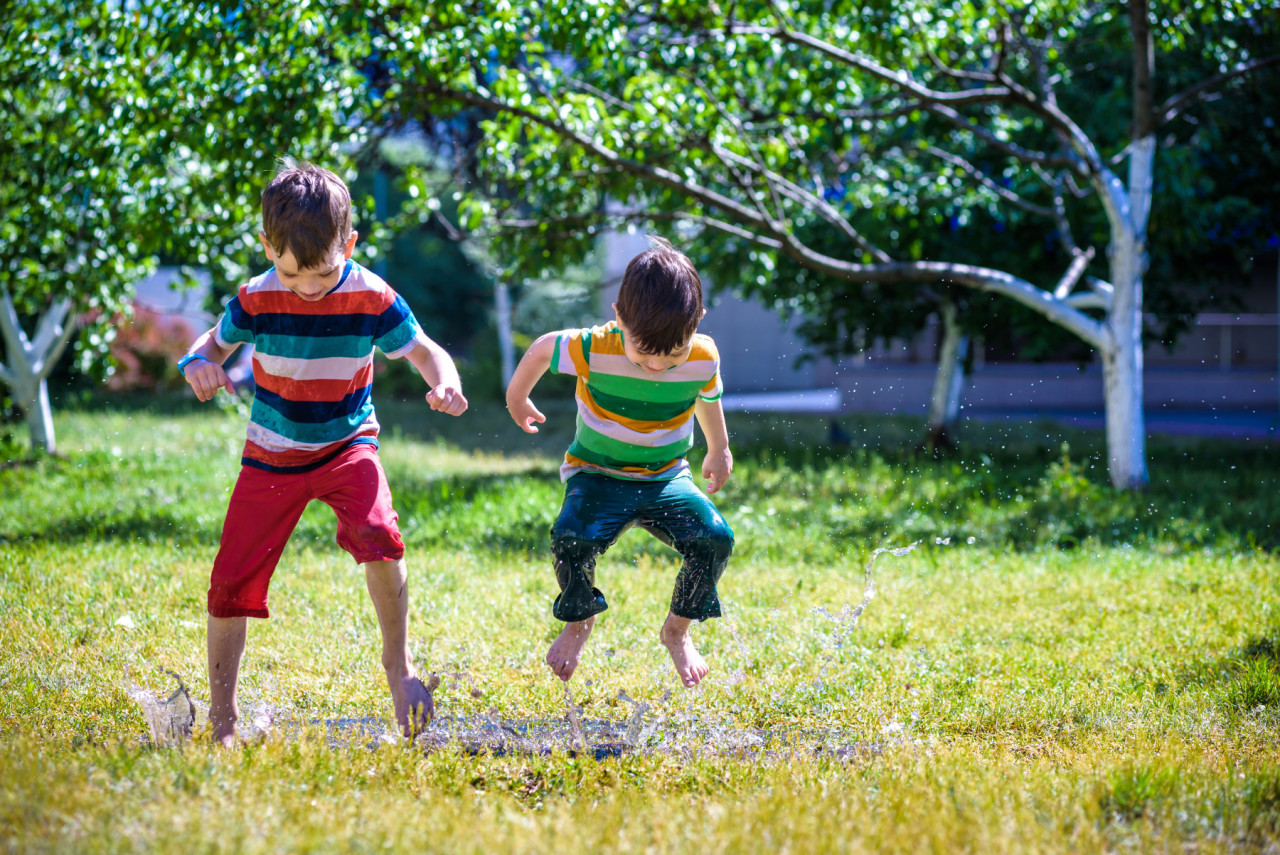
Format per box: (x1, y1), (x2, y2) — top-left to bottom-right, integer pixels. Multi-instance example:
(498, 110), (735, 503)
(352, 549), (406, 565)
(208, 604), (270, 619)
(670, 605), (721, 622)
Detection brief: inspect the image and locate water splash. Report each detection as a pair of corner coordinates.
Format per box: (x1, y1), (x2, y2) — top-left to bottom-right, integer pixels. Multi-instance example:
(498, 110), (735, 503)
(718, 598), (752, 687)
(814, 541), (921, 688)
(617, 689), (651, 746)
(122, 673), (891, 760)
(563, 685), (590, 753)
(126, 670), (197, 746)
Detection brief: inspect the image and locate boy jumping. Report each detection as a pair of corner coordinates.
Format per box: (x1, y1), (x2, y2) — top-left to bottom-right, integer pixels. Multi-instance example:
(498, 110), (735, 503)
(178, 163), (467, 744)
(505, 237), (734, 688)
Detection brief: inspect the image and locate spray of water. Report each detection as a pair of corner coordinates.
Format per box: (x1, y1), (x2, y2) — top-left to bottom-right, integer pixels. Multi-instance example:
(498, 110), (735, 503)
(562, 685), (590, 753)
(813, 541), (921, 688)
(718, 598), (752, 686)
(126, 670), (196, 747)
(617, 689), (651, 746)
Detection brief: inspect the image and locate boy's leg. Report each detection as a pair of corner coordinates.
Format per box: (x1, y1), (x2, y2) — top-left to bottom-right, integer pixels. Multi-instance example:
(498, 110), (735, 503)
(547, 474), (641, 680)
(207, 465), (310, 745)
(659, 612), (707, 688)
(546, 616), (595, 681)
(314, 445), (434, 736)
(207, 616), (247, 746)
(364, 558), (435, 737)
(637, 476), (735, 687)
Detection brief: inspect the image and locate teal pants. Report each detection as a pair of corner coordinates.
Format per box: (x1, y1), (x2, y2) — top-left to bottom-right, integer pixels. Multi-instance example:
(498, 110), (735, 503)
(549, 472), (734, 623)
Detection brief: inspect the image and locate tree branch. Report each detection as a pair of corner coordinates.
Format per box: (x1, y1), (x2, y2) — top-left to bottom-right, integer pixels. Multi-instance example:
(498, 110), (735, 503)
(422, 73), (1108, 350)
(927, 104), (1081, 171)
(712, 145), (889, 260)
(1053, 247), (1095, 299)
(0, 288), (32, 372)
(1157, 53), (1280, 127)
(421, 80), (784, 240)
(923, 145), (1056, 217)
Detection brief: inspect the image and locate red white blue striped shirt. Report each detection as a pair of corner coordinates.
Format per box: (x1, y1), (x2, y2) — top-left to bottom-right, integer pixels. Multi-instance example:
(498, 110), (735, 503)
(215, 261), (420, 472)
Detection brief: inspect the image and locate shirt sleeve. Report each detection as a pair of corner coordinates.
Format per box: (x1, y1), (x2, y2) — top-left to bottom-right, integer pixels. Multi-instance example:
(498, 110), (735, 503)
(695, 336), (723, 401)
(214, 295), (254, 349)
(550, 329), (590, 379)
(372, 292), (422, 358)
(699, 369), (724, 402)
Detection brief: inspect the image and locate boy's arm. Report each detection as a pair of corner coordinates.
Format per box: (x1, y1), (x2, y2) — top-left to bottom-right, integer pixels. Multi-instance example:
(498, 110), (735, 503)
(694, 397), (733, 494)
(505, 331), (559, 433)
(403, 330), (468, 417)
(180, 328), (239, 402)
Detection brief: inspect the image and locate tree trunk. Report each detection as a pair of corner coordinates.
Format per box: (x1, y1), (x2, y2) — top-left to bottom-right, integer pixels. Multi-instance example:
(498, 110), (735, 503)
(0, 290), (75, 456)
(925, 300), (968, 450)
(1100, 135), (1155, 490)
(12, 372), (56, 453)
(495, 280), (515, 387)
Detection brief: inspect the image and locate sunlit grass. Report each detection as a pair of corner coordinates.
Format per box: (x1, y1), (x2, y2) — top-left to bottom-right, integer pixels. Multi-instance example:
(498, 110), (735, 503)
(2, 396), (1279, 852)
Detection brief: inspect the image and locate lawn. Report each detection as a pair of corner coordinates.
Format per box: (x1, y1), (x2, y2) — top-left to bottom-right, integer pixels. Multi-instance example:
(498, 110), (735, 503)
(1, 395), (1278, 853)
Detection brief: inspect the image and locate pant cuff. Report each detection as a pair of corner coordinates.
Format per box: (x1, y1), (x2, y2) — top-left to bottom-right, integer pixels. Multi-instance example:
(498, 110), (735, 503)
(553, 588), (609, 623)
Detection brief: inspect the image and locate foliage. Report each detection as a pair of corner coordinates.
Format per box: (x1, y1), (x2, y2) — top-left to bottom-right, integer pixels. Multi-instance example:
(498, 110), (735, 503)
(103, 307), (195, 393)
(0, 1), (370, 376)
(363, 0), (1278, 357)
(348, 141), (494, 355)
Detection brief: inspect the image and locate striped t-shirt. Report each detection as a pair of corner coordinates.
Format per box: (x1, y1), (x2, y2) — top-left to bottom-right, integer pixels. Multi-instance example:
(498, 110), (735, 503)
(214, 260), (421, 473)
(551, 321), (723, 482)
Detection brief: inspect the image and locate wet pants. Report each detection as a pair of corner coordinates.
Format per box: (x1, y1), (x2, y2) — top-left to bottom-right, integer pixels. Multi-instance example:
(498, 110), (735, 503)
(549, 472), (734, 623)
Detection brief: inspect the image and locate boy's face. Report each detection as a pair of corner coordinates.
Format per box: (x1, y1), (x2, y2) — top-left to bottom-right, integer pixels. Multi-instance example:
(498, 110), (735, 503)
(614, 307), (703, 373)
(259, 232), (358, 301)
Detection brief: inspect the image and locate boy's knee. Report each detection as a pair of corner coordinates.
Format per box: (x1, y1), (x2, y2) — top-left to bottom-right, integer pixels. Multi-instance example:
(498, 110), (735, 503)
(550, 534), (610, 622)
(679, 519), (734, 562)
(551, 532), (608, 564)
(709, 519), (734, 556)
(342, 522), (405, 563)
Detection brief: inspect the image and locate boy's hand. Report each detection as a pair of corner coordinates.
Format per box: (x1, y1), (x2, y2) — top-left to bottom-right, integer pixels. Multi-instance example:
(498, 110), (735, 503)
(426, 383), (468, 416)
(702, 448), (734, 494)
(507, 397), (546, 433)
(185, 359), (235, 402)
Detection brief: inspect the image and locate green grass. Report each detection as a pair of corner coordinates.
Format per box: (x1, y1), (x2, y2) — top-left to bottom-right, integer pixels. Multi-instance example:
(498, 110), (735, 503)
(2, 395), (1279, 853)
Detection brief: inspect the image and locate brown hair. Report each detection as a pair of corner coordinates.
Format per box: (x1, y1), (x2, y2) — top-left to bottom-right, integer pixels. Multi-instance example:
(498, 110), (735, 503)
(615, 236), (704, 354)
(260, 162), (352, 269)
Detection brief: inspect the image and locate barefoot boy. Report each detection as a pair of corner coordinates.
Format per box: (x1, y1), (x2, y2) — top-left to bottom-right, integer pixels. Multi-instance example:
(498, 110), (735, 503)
(505, 237), (734, 688)
(178, 163), (467, 744)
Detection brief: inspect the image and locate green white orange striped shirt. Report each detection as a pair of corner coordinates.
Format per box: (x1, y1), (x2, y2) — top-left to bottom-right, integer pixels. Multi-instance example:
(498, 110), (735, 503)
(551, 321), (723, 482)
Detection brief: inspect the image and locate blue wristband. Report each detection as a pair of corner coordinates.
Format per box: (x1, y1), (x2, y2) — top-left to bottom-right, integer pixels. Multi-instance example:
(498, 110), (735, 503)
(177, 353), (211, 377)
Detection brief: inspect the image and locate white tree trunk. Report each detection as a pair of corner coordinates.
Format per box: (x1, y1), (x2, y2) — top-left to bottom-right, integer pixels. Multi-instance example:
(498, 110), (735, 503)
(1099, 136), (1155, 489)
(494, 280), (515, 387)
(926, 300), (968, 447)
(0, 290), (76, 455)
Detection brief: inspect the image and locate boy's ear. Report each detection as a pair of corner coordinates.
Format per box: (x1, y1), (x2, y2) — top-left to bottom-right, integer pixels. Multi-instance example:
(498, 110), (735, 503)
(258, 233), (275, 260)
(342, 231), (358, 259)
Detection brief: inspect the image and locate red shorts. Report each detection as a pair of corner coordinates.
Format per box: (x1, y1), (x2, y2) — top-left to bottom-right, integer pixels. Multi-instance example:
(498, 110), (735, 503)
(207, 443), (405, 619)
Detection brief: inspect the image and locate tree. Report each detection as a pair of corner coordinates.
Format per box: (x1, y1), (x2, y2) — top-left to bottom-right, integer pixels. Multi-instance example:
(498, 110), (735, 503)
(375, 0), (1278, 488)
(0, 1), (370, 454)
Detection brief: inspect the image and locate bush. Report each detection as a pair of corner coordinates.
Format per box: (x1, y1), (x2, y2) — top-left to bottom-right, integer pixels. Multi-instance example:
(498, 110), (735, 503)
(106, 306), (195, 393)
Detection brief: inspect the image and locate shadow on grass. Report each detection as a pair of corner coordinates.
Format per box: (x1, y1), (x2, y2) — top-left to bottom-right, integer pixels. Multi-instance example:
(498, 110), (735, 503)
(2, 463), (566, 553)
(1175, 626), (1280, 715)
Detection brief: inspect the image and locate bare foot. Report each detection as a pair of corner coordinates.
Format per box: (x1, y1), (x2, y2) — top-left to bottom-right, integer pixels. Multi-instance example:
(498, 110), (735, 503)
(546, 617), (595, 681)
(391, 672), (440, 738)
(660, 613), (709, 688)
(208, 708), (238, 748)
